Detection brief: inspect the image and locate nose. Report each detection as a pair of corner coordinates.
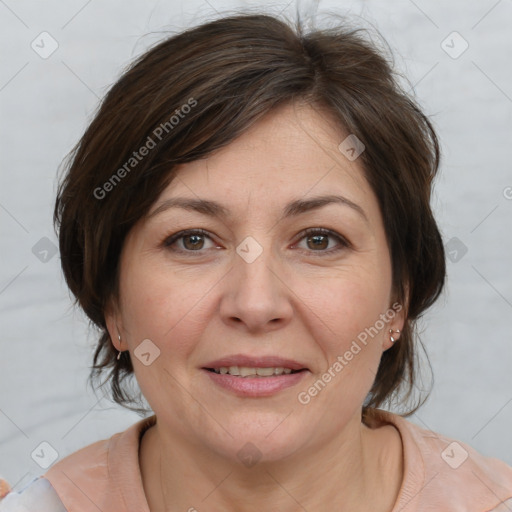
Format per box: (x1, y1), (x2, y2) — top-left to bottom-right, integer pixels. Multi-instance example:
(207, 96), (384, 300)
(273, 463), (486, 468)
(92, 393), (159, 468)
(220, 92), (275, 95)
(219, 242), (293, 334)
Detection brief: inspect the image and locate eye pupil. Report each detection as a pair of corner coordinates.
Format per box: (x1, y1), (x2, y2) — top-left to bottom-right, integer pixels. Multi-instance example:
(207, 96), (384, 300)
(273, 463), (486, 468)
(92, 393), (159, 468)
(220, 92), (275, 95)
(308, 235), (328, 250)
(184, 234), (204, 250)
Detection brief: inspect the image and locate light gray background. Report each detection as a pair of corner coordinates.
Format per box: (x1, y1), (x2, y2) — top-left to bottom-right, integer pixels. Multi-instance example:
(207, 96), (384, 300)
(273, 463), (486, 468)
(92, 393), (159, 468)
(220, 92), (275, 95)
(1, 0), (511, 490)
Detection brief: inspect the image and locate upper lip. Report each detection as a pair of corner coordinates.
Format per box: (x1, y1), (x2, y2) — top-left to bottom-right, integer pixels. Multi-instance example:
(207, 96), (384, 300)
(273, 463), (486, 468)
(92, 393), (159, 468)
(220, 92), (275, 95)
(203, 354), (308, 371)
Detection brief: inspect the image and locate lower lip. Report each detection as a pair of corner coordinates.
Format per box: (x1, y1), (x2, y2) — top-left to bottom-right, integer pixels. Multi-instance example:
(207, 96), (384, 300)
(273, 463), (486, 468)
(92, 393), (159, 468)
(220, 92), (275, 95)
(202, 369), (308, 397)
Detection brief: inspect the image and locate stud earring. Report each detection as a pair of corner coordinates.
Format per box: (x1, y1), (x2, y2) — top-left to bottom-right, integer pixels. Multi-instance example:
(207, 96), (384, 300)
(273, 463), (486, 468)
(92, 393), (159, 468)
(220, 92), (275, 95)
(117, 334), (122, 360)
(389, 329), (401, 343)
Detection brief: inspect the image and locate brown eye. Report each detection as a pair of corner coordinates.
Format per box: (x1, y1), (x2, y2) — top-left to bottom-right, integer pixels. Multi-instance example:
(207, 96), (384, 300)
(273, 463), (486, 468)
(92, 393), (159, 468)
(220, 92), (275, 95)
(163, 229), (218, 254)
(295, 228), (350, 255)
(306, 233), (329, 250)
(182, 233), (205, 250)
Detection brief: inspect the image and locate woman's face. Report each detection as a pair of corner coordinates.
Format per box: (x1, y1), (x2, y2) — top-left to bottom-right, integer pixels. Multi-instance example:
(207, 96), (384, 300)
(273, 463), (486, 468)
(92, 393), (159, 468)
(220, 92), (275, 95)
(106, 102), (404, 462)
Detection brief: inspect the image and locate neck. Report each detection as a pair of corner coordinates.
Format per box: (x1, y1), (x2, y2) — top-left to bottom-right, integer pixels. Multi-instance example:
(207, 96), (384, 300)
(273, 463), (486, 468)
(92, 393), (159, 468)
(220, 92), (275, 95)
(140, 414), (401, 512)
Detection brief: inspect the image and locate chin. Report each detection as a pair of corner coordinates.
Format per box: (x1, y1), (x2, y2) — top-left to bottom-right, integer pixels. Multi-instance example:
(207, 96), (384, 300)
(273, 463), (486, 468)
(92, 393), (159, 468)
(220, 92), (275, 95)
(209, 414), (308, 465)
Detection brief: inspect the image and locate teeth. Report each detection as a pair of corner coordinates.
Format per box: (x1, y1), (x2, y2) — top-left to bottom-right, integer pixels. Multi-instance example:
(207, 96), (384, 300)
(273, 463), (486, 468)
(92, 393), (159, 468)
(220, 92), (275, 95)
(213, 366), (296, 377)
(256, 367), (275, 376)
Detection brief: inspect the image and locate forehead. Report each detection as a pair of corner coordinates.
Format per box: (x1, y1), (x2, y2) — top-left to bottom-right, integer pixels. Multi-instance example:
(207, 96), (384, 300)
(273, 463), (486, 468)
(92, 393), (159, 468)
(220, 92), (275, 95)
(151, 102), (378, 222)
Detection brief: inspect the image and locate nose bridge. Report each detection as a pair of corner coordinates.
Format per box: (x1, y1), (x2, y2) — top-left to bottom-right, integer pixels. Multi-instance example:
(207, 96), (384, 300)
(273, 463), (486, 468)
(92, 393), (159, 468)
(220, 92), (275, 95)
(235, 233), (280, 299)
(220, 233), (292, 331)
(239, 236), (275, 281)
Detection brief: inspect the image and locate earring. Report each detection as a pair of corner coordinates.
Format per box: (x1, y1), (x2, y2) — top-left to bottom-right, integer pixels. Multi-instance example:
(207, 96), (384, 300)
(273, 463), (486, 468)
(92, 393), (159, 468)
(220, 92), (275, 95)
(389, 329), (400, 343)
(117, 334), (122, 360)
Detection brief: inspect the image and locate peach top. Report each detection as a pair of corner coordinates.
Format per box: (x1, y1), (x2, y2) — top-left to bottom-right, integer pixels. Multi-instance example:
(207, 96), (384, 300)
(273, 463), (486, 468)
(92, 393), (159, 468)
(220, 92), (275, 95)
(1, 409), (511, 511)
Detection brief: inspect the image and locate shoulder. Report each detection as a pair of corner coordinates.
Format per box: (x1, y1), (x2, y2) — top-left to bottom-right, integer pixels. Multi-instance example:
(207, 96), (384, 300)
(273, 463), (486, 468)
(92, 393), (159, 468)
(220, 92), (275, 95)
(43, 415), (155, 510)
(0, 437), (112, 512)
(1, 415), (155, 511)
(42, 435), (113, 507)
(369, 409), (512, 512)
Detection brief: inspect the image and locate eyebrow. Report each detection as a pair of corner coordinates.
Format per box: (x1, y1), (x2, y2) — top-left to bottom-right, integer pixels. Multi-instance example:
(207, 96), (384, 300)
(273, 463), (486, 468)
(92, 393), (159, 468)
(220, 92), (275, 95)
(148, 194), (368, 223)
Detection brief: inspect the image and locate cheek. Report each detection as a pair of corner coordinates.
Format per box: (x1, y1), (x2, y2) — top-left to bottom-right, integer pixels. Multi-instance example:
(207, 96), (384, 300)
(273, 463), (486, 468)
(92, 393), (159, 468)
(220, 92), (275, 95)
(119, 261), (219, 356)
(117, 263), (216, 413)
(291, 263), (392, 409)
(300, 263), (392, 341)
(296, 275), (388, 410)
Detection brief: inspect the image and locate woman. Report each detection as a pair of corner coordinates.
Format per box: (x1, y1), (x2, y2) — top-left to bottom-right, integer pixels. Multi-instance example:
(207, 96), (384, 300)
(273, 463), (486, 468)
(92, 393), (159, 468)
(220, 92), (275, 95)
(1, 11), (511, 512)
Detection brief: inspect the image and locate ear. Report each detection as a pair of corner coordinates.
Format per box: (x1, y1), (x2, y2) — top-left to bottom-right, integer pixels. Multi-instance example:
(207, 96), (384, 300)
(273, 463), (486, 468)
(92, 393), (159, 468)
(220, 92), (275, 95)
(382, 302), (406, 351)
(383, 283), (409, 350)
(390, 300), (406, 331)
(104, 298), (124, 352)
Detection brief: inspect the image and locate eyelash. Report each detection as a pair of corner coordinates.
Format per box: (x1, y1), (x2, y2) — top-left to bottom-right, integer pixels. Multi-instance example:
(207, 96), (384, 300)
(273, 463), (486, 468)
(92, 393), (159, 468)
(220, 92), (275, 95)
(162, 228), (350, 257)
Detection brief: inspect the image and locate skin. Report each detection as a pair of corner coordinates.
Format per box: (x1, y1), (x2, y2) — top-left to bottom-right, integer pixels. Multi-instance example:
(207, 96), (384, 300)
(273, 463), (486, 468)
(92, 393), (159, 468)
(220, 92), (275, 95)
(106, 102), (406, 511)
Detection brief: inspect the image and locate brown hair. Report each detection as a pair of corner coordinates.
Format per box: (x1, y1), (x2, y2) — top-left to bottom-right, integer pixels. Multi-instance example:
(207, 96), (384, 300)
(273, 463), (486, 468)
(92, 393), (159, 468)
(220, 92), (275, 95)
(54, 12), (445, 418)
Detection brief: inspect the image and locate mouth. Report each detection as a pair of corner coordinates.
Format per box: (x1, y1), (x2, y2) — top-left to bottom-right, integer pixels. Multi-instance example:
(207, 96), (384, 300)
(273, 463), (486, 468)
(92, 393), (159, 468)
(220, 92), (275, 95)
(204, 366), (305, 377)
(202, 354), (308, 372)
(201, 355), (310, 397)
